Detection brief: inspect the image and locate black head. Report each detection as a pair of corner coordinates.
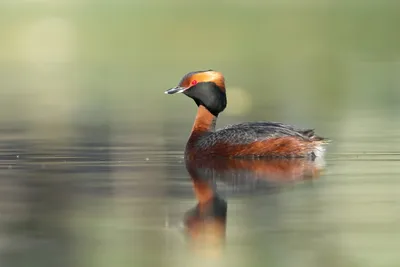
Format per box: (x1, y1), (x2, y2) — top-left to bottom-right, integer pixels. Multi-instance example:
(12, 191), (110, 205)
(165, 70), (227, 116)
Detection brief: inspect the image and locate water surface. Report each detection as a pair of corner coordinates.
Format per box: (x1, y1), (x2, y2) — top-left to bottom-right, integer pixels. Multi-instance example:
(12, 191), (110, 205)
(1, 113), (400, 267)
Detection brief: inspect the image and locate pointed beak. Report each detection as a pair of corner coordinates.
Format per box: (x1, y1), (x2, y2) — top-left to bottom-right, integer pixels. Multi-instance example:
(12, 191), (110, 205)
(164, 86), (187, 95)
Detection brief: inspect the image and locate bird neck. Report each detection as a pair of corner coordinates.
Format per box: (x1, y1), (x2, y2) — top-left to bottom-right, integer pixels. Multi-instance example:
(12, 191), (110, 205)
(186, 105), (217, 149)
(191, 105), (217, 134)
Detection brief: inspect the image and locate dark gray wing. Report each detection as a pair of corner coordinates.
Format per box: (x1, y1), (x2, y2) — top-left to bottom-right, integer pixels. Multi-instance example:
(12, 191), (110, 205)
(221, 121), (318, 138)
(197, 121), (319, 147)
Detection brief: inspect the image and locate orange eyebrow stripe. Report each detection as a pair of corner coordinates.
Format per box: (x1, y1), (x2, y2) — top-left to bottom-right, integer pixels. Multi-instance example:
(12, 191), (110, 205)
(192, 72), (225, 92)
(180, 71), (225, 92)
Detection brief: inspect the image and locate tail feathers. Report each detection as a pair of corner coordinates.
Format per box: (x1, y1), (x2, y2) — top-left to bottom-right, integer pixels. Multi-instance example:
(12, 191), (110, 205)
(300, 129), (315, 137)
(311, 135), (330, 143)
(300, 129), (330, 143)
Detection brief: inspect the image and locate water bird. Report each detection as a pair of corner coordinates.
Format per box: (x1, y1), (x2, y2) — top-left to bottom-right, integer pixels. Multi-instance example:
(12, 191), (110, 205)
(165, 70), (328, 159)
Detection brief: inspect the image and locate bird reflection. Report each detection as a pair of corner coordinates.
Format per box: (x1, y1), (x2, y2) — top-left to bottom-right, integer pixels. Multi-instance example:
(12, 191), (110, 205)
(183, 157), (325, 256)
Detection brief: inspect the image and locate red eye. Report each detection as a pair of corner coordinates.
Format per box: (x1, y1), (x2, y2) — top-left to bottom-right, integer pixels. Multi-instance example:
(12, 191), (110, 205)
(191, 80), (198, 85)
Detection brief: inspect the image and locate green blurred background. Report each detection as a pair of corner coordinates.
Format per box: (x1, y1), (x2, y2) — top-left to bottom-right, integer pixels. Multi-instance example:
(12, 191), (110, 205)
(1, 0), (400, 139)
(1, 1), (400, 267)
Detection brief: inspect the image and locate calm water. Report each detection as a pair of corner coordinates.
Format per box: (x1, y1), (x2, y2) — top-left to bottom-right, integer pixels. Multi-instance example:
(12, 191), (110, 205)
(1, 111), (400, 267)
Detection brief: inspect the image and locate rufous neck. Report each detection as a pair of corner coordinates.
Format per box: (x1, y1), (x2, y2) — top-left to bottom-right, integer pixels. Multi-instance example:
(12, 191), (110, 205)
(191, 105), (217, 134)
